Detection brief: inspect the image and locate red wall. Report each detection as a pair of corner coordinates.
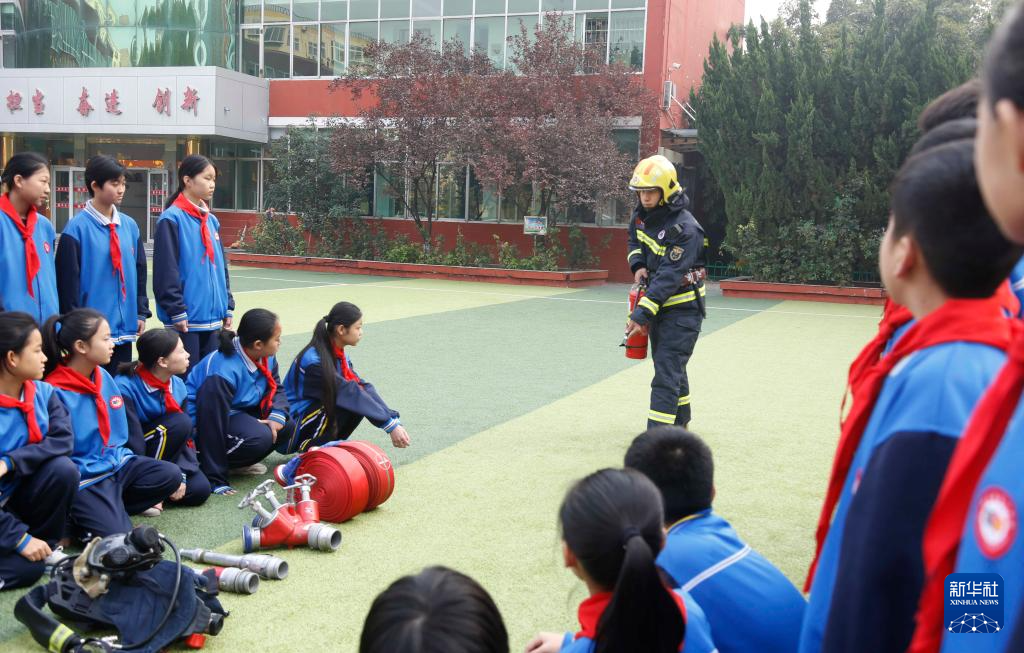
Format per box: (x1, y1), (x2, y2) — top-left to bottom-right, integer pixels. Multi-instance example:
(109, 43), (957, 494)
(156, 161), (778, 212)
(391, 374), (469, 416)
(216, 210), (633, 282)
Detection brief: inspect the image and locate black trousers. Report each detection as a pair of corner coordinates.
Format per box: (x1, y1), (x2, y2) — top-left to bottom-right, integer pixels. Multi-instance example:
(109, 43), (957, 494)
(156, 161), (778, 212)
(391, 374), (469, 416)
(278, 404), (363, 455)
(196, 411), (296, 490)
(647, 307), (702, 429)
(141, 411), (211, 506)
(103, 342), (136, 375)
(68, 456), (181, 541)
(0, 457), (79, 590)
(179, 330), (221, 374)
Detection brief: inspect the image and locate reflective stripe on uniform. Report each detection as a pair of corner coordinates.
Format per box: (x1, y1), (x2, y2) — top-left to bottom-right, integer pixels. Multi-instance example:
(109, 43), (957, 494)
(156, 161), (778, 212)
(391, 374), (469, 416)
(636, 231), (666, 256)
(638, 296), (660, 315)
(627, 248), (643, 262)
(649, 409), (675, 424)
(678, 395), (691, 406)
(662, 285), (707, 308)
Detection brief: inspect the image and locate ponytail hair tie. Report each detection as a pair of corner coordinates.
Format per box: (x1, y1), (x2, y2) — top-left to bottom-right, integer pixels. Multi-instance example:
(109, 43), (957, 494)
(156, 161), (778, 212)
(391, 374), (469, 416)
(621, 526), (642, 547)
(54, 319), (62, 335)
(323, 316), (330, 324)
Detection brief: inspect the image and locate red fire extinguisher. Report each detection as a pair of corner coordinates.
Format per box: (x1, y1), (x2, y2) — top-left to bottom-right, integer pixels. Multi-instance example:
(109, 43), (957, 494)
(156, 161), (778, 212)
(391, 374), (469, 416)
(622, 283), (649, 360)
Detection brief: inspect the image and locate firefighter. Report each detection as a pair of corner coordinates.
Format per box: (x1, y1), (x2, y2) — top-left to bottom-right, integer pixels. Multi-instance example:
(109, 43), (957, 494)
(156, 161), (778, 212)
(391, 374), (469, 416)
(625, 155), (707, 429)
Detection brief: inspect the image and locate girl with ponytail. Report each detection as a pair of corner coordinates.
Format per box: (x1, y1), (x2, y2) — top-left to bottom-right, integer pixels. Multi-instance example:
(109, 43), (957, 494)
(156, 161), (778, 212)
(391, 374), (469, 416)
(186, 308), (293, 495)
(282, 301), (409, 455)
(42, 308), (180, 540)
(526, 468), (717, 653)
(152, 155), (234, 371)
(0, 311), (78, 590)
(115, 329), (210, 508)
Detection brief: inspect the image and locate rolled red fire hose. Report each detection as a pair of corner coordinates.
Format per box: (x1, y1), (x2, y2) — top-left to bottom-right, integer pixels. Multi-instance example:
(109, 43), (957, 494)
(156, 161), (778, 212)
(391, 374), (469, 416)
(336, 441), (396, 510)
(296, 448), (369, 523)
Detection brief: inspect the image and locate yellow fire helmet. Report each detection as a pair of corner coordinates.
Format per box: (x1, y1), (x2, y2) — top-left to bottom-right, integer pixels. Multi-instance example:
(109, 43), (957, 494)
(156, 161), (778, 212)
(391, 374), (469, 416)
(628, 154), (681, 205)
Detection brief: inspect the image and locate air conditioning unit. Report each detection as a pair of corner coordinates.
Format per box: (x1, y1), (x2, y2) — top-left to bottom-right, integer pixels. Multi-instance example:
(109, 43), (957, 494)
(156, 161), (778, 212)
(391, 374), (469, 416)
(662, 81), (676, 111)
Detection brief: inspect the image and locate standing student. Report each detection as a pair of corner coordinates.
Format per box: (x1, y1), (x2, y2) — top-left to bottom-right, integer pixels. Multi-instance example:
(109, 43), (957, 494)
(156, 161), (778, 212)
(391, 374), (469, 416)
(115, 328), (210, 508)
(153, 155), (234, 370)
(282, 301), (410, 455)
(909, 6), (1024, 652)
(56, 155), (150, 371)
(800, 139), (1022, 653)
(187, 308), (293, 495)
(0, 153), (58, 324)
(0, 312), (78, 590)
(526, 468), (717, 653)
(42, 309), (180, 540)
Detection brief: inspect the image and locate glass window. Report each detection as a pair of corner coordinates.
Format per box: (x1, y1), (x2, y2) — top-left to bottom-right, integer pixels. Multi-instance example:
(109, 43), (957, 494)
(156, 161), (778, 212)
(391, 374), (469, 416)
(413, 0), (443, 17)
(474, 16), (505, 66)
(379, 20), (410, 43)
(468, 169), (498, 221)
(506, 14), (539, 65)
(2, 34), (15, 68)
(583, 13), (608, 60)
(575, 0), (608, 9)
(293, 0), (319, 20)
(321, 22), (346, 75)
(475, 0), (505, 13)
(374, 165), (405, 217)
(241, 27), (261, 76)
(321, 0), (349, 19)
(242, 0), (262, 23)
(381, 0), (410, 18)
(350, 0), (379, 19)
(293, 24), (320, 76)
(507, 0), (537, 12)
(499, 184), (532, 223)
(444, 0), (473, 15)
(611, 0), (644, 7)
(443, 18), (471, 55)
(212, 160), (236, 210)
(349, 23), (377, 64)
(541, 0), (572, 10)
(437, 165), (467, 219)
(413, 20), (442, 46)
(612, 129), (640, 160)
(609, 11), (644, 69)
(1, 3), (17, 30)
(264, 25), (291, 78)
(263, 3), (290, 22)
(238, 160), (260, 210)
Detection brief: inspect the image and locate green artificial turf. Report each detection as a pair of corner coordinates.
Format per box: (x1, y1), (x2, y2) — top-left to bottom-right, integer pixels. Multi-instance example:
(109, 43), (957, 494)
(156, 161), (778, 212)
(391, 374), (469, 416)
(0, 268), (880, 652)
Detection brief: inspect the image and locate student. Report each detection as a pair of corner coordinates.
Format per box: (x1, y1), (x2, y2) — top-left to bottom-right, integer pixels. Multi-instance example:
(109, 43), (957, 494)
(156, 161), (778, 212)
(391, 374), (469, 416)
(42, 309), (180, 540)
(360, 566), (509, 653)
(0, 153), (58, 324)
(115, 329), (210, 508)
(282, 301), (410, 454)
(0, 312), (78, 590)
(56, 155), (150, 371)
(526, 468), (717, 653)
(800, 138), (1022, 653)
(625, 426), (806, 653)
(910, 7), (1024, 652)
(917, 78), (981, 132)
(187, 308), (293, 495)
(153, 155), (234, 370)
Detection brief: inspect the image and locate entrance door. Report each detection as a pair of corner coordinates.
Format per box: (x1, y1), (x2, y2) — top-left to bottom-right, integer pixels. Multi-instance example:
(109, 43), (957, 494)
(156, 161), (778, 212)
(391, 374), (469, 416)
(147, 169), (169, 242)
(51, 166), (87, 233)
(120, 169), (149, 241)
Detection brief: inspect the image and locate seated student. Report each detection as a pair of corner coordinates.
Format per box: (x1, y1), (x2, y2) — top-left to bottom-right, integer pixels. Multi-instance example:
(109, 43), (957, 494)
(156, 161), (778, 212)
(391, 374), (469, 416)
(115, 329), (210, 509)
(909, 7), (1024, 652)
(800, 138), (1023, 653)
(55, 155), (150, 372)
(42, 309), (180, 540)
(624, 426), (805, 653)
(0, 312), (79, 590)
(360, 566), (508, 653)
(526, 468), (717, 653)
(282, 301), (409, 454)
(187, 308), (294, 495)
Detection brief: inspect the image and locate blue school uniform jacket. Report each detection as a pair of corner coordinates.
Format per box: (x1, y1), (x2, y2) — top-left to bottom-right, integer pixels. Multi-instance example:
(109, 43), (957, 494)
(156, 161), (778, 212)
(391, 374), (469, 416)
(56, 202), (150, 345)
(800, 342), (1007, 653)
(1009, 256), (1024, 317)
(0, 206), (58, 324)
(50, 368), (134, 488)
(115, 372), (191, 455)
(658, 509), (805, 653)
(559, 589), (716, 653)
(284, 347), (400, 440)
(940, 392), (1024, 653)
(152, 201), (234, 331)
(0, 381), (75, 553)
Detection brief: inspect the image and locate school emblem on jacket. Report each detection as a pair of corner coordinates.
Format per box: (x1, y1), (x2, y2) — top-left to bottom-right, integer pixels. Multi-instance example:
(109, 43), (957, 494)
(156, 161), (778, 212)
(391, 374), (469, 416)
(636, 218), (644, 228)
(975, 487), (1017, 559)
(658, 230), (666, 240)
(669, 246), (684, 262)
(43, 242), (51, 254)
(110, 396), (124, 410)
(215, 232), (220, 240)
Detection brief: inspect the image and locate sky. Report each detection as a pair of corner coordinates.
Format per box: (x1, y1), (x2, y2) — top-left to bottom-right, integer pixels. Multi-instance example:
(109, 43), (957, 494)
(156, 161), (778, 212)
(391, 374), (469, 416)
(744, 0), (832, 24)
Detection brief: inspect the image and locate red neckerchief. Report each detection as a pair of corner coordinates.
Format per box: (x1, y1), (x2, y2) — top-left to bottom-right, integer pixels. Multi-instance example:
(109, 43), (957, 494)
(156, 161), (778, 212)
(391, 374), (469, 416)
(46, 366), (111, 446)
(805, 296), (1013, 591)
(908, 320), (1024, 653)
(107, 223), (126, 299)
(172, 194), (215, 263)
(246, 352), (277, 419)
(575, 589), (687, 642)
(332, 345), (361, 384)
(0, 381), (43, 444)
(137, 365), (182, 414)
(0, 193), (41, 297)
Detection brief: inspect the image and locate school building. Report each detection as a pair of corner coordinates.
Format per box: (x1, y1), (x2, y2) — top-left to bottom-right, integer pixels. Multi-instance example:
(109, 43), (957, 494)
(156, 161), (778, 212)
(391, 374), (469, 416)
(0, 0), (742, 279)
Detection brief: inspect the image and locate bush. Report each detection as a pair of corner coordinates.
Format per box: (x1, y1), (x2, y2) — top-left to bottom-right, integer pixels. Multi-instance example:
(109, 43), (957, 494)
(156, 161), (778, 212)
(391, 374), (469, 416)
(244, 214), (308, 256)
